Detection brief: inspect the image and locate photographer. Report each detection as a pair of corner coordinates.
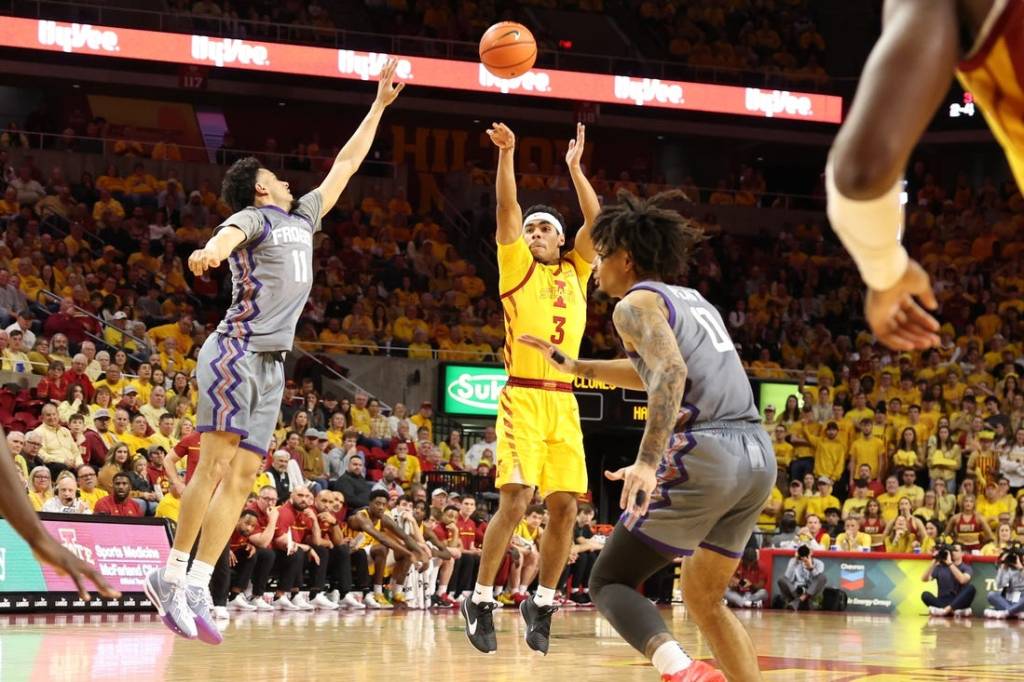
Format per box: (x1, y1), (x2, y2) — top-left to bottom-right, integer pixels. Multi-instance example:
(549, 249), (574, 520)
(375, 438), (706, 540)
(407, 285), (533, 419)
(777, 544), (827, 611)
(984, 545), (1024, 619)
(921, 542), (976, 616)
(724, 547), (769, 608)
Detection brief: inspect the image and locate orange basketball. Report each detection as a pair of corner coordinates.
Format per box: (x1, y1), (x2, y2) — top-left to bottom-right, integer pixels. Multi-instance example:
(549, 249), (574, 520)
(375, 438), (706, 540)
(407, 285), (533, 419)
(479, 21), (537, 79)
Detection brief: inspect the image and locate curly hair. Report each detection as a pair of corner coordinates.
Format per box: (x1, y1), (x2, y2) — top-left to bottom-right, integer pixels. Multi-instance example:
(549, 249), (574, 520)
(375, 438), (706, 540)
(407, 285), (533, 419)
(590, 189), (705, 281)
(221, 156), (262, 212)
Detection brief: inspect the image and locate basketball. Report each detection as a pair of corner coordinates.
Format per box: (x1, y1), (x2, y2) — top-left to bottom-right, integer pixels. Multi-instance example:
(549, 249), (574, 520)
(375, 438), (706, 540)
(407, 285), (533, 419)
(479, 21), (537, 79)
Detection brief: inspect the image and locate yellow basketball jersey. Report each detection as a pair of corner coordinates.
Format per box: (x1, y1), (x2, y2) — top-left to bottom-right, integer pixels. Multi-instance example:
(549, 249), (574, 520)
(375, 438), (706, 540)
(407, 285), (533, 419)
(957, 0), (1024, 188)
(497, 239), (592, 383)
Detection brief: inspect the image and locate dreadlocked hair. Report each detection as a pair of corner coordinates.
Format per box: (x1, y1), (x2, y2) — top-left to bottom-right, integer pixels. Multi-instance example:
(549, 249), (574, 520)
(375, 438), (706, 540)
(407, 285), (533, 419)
(221, 156), (262, 212)
(591, 189), (705, 281)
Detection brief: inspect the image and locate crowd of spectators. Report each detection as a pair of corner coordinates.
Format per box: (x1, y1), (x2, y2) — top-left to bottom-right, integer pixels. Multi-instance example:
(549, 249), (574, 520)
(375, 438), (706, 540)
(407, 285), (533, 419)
(3, 97), (1023, 617)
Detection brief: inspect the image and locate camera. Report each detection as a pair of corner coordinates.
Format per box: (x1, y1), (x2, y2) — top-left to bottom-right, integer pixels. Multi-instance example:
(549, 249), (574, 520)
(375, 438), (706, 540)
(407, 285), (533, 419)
(797, 544), (811, 559)
(1000, 542), (1024, 567)
(933, 540), (955, 564)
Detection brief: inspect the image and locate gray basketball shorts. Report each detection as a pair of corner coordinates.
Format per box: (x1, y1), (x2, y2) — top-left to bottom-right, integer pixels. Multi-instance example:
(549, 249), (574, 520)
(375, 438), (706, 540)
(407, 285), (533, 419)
(195, 332), (285, 456)
(623, 421), (776, 559)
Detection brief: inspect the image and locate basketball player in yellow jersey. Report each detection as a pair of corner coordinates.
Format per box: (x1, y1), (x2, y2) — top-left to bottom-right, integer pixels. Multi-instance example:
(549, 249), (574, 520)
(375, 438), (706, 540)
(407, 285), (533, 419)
(461, 121), (600, 656)
(828, 0), (1023, 351)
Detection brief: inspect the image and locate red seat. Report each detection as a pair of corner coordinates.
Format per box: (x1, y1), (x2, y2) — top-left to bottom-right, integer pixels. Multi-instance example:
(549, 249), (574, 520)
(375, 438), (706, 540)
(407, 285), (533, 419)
(368, 469), (383, 482)
(13, 411), (39, 430)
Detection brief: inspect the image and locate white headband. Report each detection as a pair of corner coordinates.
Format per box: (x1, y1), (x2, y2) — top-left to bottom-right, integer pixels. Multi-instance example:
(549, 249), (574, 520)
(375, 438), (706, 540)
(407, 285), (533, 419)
(523, 212), (563, 235)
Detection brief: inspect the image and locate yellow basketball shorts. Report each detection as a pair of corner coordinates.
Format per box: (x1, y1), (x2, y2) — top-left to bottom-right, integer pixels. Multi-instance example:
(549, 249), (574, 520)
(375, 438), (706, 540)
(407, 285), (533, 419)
(495, 379), (587, 498)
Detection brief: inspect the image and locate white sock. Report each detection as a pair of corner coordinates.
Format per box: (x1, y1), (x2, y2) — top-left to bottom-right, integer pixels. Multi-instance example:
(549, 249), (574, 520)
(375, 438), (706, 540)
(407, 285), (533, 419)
(164, 549), (190, 585)
(374, 585), (383, 595)
(652, 641), (692, 676)
(534, 585), (556, 607)
(517, 585), (527, 595)
(471, 583), (494, 605)
(186, 560), (215, 589)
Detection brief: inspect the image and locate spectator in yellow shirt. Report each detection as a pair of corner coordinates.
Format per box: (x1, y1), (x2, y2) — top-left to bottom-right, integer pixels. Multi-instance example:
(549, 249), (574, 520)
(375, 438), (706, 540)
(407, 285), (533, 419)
(91, 189), (125, 223)
(386, 441), (422, 488)
(896, 469), (925, 508)
(927, 425), (961, 486)
(150, 139), (182, 161)
(148, 315), (194, 357)
(841, 479), (872, 519)
(848, 418), (885, 483)
(782, 479), (808, 525)
(883, 515), (917, 553)
(806, 422), (848, 484)
(393, 305), (429, 345)
(406, 328), (434, 360)
(805, 476), (841, 521)
(410, 402), (433, 442)
(772, 424), (794, 476)
(835, 517), (872, 551)
(876, 475), (902, 523)
(119, 414), (154, 456)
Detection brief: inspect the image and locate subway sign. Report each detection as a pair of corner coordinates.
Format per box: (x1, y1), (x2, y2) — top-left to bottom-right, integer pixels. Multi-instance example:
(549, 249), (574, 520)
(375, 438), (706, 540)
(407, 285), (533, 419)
(439, 363), (650, 429)
(442, 365), (509, 416)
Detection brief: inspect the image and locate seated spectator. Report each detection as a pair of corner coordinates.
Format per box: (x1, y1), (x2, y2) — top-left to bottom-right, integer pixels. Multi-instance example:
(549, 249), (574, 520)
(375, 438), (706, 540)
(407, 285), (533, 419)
(464, 426), (497, 471)
(129, 455), (159, 515)
(922, 542), (976, 616)
(347, 490), (426, 609)
(834, 516), (871, 552)
(94, 472), (144, 516)
(568, 502), (601, 605)
(98, 442), (132, 493)
(226, 508), (278, 611)
(27, 465), (53, 511)
(777, 544), (827, 610)
(270, 486), (334, 610)
(372, 464), (404, 504)
(31, 403), (79, 475)
(75, 465), (108, 511)
(312, 490), (366, 609)
(386, 441), (421, 489)
(794, 514), (831, 550)
(724, 547), (769, 608)
(41, 471), (92, 514)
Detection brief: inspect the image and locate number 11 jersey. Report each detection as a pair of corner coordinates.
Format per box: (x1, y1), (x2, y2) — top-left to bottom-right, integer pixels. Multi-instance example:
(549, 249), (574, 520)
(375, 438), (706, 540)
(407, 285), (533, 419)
(214, 190), (322, 352)
(498, 238), (592, 383)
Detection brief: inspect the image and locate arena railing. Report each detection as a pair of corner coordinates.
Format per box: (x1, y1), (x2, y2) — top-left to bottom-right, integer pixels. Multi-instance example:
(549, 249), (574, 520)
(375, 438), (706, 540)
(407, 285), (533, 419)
(289, 344), (392, 413)
(2, 0), (856, 94)
(4, 130), (396, 178)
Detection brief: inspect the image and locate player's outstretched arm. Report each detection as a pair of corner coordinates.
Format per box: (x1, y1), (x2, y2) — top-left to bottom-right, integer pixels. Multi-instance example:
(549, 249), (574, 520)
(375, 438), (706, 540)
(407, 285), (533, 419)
(188, 226), (246, 276)
(605, 290), (687, 516)
(565, 122), (599, 261)
(518, 334), (645, 390)
(487, 122), (523, 245)
(0, 427), (120, 600)
(316, 58), (405, 219)
(827, 0), (957, 351)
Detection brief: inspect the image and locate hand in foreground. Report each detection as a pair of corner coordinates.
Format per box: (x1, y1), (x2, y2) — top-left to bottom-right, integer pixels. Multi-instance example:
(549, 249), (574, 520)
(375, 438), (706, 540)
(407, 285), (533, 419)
(518, 335), (576, 374)
(375, 57), (405, 107)
(604, 462), (658, 517)
(32, 535), (121, 601)
(486, 122), (515, 151)
(864, 259), (940, 351)
(565, 122), (585, 169)
(188, 248), (222, 277)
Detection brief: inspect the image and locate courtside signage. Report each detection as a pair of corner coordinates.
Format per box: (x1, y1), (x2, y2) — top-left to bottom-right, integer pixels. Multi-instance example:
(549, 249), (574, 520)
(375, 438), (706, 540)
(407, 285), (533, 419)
(2, 18), (843, 123)
(442, 364), (508, 416)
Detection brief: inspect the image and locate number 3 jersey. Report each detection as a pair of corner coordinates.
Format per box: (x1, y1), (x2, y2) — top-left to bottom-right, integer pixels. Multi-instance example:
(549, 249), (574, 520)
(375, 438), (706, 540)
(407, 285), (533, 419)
(497, 238), (592, 383)
(213, 189), (322, 352)
(624, 281), (759, 426)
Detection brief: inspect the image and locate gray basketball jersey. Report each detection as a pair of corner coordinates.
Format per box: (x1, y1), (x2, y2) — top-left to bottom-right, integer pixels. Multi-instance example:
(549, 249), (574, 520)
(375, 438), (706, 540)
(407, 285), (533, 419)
(624, 281), (758, 425)
(214, 189), (322, 352)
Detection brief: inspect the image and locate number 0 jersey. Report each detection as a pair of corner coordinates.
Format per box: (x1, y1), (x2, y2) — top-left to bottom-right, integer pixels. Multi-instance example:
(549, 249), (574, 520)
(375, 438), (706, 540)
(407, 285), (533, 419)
(497, 239), (592, 383)
(623, 281), (759, 426)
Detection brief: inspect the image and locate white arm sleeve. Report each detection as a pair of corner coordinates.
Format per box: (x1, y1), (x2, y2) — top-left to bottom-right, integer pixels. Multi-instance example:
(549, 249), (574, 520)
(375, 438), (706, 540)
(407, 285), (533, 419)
(825, 159), (909, 291)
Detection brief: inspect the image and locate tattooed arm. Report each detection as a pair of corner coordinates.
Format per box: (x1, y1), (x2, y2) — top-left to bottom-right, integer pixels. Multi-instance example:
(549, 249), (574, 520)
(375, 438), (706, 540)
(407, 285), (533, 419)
(614, 291), (688, 467)
(604, 290), (687, 515)
(516, 334), (646, 390)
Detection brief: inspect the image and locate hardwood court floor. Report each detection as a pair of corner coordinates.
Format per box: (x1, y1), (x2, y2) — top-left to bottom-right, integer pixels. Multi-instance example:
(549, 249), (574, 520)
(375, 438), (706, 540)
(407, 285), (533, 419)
(2, 606), (1023, 681)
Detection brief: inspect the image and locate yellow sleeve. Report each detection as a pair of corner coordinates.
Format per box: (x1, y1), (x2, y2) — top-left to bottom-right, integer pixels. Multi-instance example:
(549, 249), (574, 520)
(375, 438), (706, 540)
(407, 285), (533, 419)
(497, 239), (534, 294)
(564, 249), (594, 288)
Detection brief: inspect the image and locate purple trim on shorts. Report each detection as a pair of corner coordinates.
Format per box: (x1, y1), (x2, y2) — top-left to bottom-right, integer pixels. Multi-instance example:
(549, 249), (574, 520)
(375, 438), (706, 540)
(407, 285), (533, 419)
(196, 424), (249, 439)
(698, 541), (743, 559)
(628, 526), (694, 558)
(204, 335), (245, 434)
(237, 441), (268, 456)
(632, 399), (701, 539)
(626, 283), (676, 329)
